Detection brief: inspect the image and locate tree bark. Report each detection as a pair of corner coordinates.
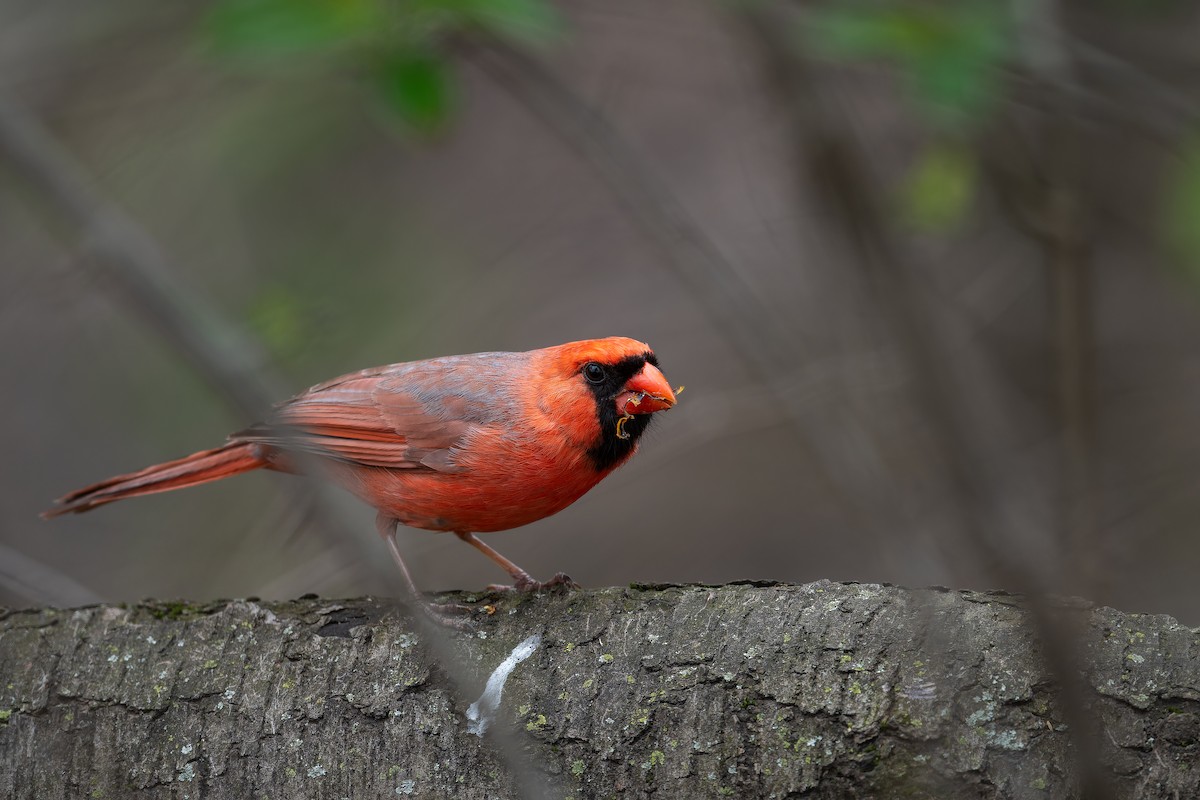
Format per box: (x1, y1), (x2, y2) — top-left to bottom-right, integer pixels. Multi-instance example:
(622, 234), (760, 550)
(1, 581), (1197, 799)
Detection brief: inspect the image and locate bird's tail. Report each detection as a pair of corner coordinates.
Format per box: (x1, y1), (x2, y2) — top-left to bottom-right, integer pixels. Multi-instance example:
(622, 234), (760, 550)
(42, 441), (266, 518)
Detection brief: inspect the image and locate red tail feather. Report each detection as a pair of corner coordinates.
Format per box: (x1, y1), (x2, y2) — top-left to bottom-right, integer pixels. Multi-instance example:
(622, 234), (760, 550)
(42, 442), (266, 518)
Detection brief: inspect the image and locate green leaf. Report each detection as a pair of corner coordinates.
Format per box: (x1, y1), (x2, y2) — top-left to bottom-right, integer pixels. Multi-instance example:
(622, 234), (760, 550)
(901, 144), (976, 231)
(1166, 138), (1200, 280)
(374, 0), (562, 47)
(452, 0), (562, 44)
(813, 7), (928, 59)
(808, 2), (1011, 129)
(246, 286), (305, 355)
(373, 50), (454, 132)
(208, 0), (380, 55)
(911, 9), (1006, 125)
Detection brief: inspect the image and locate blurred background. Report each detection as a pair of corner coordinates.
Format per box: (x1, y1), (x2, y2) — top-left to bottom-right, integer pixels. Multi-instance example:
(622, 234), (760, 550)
(3, 0), (1200, 622)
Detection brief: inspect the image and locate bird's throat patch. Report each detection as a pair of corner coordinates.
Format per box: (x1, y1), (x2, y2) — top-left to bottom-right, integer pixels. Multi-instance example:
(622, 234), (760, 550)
(584, 353), (655, 472)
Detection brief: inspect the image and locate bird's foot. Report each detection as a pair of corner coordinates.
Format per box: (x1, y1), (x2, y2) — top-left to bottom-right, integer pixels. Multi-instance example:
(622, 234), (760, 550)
(486, 572), (580, 594)
(413, 600), (480, 630)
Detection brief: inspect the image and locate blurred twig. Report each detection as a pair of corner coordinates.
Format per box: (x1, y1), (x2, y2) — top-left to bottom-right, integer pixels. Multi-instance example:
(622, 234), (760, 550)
(0, 96), (391, 591)
(0, 95), (551, 799)
(0, 97), (281, 417)
(467, 36), (908, 526)
(0, 543), (103, 607)
(1012, 0), (1099, 594)
(739, 5), (1006, 562)
(740, 3), (1113, 797)
(1067, 36), (1200, 128)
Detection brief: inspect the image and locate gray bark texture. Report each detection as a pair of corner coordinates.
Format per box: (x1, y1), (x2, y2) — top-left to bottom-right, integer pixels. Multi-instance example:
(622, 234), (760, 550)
(1, 581), (1198, 799)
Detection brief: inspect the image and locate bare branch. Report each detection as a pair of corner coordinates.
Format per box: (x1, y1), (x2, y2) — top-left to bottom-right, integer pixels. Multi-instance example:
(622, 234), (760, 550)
(0, 543), (103, 607)
(0, 97), (282, 418)
(739, 4), (1114, 798)
(0, 95), (554, 797)
(0, 96), (399, 589)
(467, 37), (911, 529)
(4, 585), (1196, 798)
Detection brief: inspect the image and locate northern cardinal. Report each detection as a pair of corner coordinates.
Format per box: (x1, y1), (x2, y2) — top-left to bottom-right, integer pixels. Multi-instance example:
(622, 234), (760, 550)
(45, 338), (676, 610)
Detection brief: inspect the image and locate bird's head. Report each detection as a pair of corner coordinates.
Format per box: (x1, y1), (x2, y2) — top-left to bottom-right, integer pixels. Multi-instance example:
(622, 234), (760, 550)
(538, 337), (677, 471)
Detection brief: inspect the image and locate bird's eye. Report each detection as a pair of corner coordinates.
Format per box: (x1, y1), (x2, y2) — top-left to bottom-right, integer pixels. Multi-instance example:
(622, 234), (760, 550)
(583, 362), (607, 384)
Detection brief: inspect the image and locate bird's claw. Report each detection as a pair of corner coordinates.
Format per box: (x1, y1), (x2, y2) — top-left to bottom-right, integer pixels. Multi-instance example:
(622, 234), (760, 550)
(486, 572), (580, 594)
(428, 601), (475, 615)
(539, 572), (581, 592)
(414, 601), (481, 630)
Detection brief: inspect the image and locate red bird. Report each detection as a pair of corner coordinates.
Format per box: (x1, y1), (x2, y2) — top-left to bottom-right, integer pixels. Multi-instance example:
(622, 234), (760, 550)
(45, 338), (676, 608)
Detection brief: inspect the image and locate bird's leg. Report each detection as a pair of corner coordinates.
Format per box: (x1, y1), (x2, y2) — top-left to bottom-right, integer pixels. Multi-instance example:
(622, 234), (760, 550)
(454, 531), (578, 593)
(375, 514), (473, 627)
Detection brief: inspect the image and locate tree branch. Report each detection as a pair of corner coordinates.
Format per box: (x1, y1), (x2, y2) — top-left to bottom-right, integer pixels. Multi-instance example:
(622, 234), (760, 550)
(2, 583), (1196, 799)
(0, 96), (389, 597)
(0, 96), (282, 419)
(466, 38), (905, 524)
(738, 5), (1114, 797)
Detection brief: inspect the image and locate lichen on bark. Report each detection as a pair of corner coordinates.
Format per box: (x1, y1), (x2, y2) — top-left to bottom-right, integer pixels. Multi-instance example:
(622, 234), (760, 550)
(1, 581), (1198, 799)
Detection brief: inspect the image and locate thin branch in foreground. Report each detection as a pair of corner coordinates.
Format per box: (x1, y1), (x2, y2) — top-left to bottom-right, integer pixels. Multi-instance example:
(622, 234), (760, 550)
(0, 97), (281, 418)
(0, 96), (554, 799)
(1013, 0), (1100, 597)
(467, 37), (914, 531)
(0, 96), (398, 593)
(0, 543), (103, 607)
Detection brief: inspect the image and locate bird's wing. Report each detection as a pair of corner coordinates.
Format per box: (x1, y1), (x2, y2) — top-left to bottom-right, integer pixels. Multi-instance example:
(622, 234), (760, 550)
(233, 359), (513, 474)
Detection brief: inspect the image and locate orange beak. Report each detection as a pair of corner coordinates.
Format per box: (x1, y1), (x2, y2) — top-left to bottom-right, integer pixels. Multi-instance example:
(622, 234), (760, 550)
(615, 363), (677, 415)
